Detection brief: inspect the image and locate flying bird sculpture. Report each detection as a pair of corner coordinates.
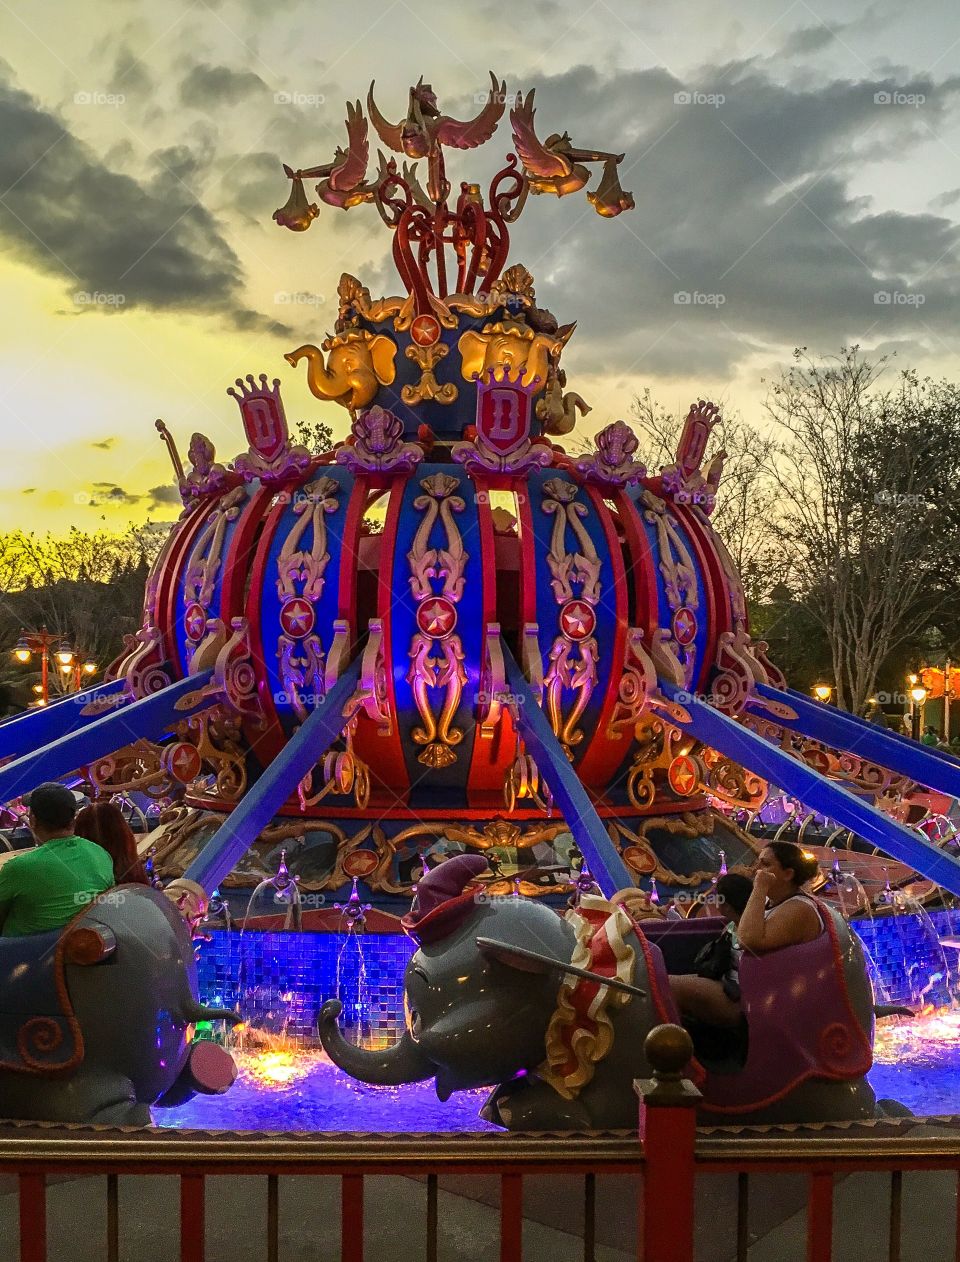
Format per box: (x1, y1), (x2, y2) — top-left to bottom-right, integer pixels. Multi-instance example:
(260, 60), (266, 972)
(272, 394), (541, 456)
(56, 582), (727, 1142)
(274, 99), (374, 228)
(367, 71), (507, 203)
(509, 89), (635, 216)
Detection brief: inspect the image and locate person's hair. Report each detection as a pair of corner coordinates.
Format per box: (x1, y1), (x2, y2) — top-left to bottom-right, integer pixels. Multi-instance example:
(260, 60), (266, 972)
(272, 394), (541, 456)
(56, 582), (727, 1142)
(28, 782), (78, 832)
(715, 872), (753, 915)
(763, 841), (819, 887)
(74, 801), (149, 885)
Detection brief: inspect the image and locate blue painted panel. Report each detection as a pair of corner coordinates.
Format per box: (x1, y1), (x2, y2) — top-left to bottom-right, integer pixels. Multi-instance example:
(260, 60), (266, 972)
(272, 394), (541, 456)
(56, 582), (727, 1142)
(257, 466), (356, 735)
(389, 464), (483, 803)
(525, 469), (619, 766)
(503, 640), (633, 893)
(172, 486), (253, 676)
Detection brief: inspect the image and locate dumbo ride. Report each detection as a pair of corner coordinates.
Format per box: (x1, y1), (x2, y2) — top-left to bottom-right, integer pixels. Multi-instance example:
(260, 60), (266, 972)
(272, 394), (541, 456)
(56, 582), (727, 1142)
(0, 883), (237, 1126)
(319, 855), (879, 1129)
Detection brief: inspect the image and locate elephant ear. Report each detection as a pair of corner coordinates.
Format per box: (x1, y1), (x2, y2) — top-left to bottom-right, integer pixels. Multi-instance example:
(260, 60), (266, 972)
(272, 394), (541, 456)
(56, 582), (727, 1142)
(476, 937), (646, 998)
(369, 334), (398, 386)
(457, 330), (486, 382)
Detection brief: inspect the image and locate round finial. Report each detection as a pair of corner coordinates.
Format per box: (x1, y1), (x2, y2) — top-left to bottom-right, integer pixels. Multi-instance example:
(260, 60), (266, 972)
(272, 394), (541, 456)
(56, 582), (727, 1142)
(644, 1023), (694, 1079)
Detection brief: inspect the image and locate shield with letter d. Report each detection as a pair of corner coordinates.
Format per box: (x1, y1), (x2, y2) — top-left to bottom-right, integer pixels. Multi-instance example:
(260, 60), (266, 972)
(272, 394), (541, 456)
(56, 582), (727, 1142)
(475, 368), (536, 456)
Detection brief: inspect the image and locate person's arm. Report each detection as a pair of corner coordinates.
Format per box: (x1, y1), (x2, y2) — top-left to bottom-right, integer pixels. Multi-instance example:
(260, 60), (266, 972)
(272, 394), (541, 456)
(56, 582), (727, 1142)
(737, 871), (820, 953)
(0, 856), (21, 934)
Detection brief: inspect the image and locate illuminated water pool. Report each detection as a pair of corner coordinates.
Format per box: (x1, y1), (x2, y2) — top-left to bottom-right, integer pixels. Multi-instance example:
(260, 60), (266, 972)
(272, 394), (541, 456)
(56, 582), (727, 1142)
(155, 1049), (496, 1132)
(155, 1011), (960, 1132)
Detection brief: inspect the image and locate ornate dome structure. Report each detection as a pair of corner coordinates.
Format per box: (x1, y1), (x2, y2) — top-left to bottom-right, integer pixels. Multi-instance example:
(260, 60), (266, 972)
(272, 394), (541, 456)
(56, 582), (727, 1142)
(6, 73), (956, 914)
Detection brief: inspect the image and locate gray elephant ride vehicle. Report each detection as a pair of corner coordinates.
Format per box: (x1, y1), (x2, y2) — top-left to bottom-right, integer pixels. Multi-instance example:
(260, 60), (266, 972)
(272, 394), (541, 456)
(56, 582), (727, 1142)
(319, 854), (880, 1130)
(0, 881), (238, 1126)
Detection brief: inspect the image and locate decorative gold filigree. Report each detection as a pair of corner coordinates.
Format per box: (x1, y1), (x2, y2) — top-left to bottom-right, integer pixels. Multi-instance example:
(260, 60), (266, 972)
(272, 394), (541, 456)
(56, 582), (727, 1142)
(180, 433), (237, 500)
(543, 478), (601, 603)
(544, 635), (598, 756)
(87, 739), (172, 798)
(401, 341), (458, 405)
(181, 707), (249, 802)
(577, 419), (646, 486)
(277, 477), (339, 601)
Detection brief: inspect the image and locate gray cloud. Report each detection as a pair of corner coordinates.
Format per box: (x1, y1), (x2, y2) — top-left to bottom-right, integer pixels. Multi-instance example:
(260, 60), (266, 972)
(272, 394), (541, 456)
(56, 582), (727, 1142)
(497, 61), (960, 380)
(147, 483), (182, 509)
(179, 62), (268, 109)
(0, 71), (289, 332)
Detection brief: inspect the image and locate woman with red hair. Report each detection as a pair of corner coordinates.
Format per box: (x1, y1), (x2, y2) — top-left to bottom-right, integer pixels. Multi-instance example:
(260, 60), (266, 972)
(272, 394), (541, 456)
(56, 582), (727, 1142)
(75, 801), (150, 886)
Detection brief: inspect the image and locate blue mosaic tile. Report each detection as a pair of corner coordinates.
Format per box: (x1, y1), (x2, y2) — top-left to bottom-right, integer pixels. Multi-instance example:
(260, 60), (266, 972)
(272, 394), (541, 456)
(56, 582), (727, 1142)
(194, 910), (960, 1046)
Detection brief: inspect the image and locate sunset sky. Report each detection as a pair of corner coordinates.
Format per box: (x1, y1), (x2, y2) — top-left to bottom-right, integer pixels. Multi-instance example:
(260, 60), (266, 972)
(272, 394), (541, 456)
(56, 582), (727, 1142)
(1, 0), (959, 533)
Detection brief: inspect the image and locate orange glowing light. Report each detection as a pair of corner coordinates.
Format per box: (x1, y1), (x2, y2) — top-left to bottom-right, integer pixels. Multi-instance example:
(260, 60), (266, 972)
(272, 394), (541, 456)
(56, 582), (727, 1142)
(243, 1049), (308, 1088)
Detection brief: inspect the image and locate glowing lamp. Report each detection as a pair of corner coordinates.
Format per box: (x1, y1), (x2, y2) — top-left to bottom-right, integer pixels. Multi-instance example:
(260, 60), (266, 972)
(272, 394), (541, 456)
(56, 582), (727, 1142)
(59, 661), (73, 675)
(82, 660), (97, 675)
(908, 673), (919, 686)
(910, 686), (928, 705)
(31, 684), (42, 695)
(55, 643), (75, 666)
(813, 684), (832, 702)
(12, 637), (31, 663)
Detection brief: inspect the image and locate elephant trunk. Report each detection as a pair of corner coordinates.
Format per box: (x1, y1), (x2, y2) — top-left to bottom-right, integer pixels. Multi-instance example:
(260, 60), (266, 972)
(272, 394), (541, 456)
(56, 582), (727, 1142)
(285, 345), (341, 402)
(318, 999), (434, 1085)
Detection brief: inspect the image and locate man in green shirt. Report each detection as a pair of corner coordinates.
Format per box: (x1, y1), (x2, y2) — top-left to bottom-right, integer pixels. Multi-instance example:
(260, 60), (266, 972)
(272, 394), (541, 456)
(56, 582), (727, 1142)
(0, 783), (114, 936)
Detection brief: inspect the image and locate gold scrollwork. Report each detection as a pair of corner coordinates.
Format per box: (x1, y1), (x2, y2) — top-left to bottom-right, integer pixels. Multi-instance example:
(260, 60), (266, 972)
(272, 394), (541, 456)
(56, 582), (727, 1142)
(401, 342), (458, 406)
(185, 708), (248, 802)
(277, 476), (340, 602)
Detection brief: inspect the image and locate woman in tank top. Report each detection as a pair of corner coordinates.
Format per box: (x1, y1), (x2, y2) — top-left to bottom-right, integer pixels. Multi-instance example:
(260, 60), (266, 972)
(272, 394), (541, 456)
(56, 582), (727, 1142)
(669, 841), (822, 1027)
(738, 841), (823, 953)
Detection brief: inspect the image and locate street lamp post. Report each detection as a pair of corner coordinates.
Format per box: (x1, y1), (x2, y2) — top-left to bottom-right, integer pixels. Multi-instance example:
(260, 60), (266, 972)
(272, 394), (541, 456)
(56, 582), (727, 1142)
(11, 630), (97, 705)
(910, 684), (929, 742)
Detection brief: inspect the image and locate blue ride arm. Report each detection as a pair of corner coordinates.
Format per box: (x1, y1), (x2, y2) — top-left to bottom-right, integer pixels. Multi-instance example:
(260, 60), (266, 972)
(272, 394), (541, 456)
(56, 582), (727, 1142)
(502, 640), (634, 895)
(0, 679), (127, 763)
(0, 671), (213, 806)
(184, 658), (363, 895)
(757, 683), (960, 789)
(662, 680), (960, 896)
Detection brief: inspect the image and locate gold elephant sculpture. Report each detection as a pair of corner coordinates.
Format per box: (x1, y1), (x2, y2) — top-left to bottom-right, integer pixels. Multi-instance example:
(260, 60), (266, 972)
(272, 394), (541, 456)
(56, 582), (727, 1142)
(457, 324), (561, 389)
(286, 331), (397, 411)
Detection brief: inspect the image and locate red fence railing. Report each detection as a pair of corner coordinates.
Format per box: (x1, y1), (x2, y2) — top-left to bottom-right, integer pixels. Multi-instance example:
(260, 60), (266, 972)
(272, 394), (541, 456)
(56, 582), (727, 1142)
(3, 1026), (960, 1261)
